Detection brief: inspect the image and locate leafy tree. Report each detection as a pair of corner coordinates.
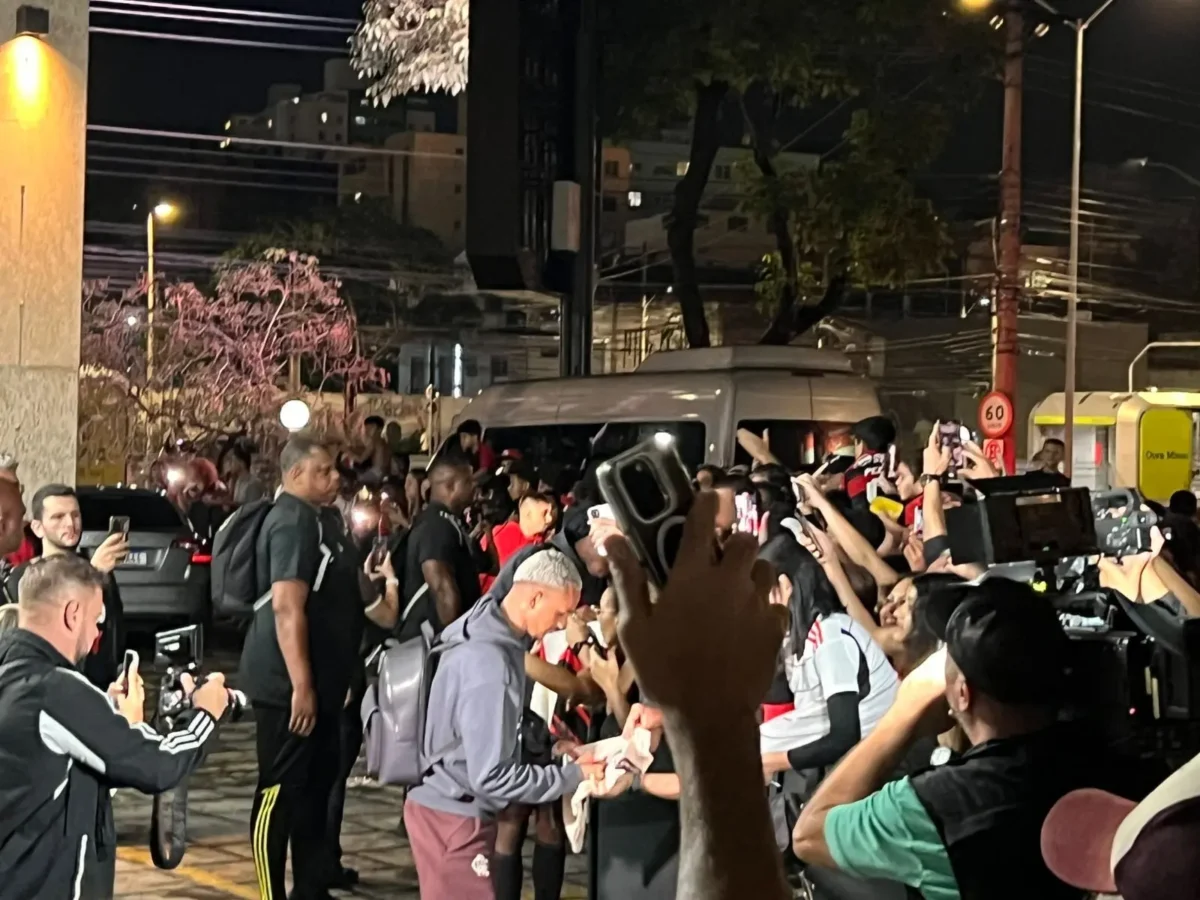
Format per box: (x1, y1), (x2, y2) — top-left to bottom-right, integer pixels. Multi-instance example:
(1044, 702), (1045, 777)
(80, 252), (384, 461)
(732, 2), (993, 343)
(351, 0), (468, 103)
(227, 199), (458, 328)
(348, 0), (993, 348)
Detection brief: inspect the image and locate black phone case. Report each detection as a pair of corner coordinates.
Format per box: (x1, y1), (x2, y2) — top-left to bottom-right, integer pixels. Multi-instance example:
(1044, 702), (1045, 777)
(595, 438), (694, 587)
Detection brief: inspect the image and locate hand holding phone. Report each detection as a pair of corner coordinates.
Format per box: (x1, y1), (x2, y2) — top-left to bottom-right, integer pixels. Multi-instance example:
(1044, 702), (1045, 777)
(595, 437), (694, 586)
(109, 516), (131, 538)
(735, 493), (760, 536)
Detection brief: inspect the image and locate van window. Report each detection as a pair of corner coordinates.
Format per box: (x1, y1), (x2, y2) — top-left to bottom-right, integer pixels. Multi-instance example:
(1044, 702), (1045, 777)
(486, 422), (707, 471)
(736, 420), (851, 471)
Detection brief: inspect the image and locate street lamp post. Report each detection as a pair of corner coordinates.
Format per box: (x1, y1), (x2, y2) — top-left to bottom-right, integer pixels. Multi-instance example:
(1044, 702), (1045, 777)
(145, 201), (177, 384)
(1130, 158), (1200, 190)
(1035, 0), (1120, 478)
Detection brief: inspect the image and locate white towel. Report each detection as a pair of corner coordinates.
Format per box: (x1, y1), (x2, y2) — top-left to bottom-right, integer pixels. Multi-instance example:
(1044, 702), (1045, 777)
(563, 728), (654, 853)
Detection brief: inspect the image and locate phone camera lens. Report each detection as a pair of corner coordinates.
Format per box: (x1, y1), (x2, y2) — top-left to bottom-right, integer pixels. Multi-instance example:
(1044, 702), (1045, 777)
(620, 459), (668, 520)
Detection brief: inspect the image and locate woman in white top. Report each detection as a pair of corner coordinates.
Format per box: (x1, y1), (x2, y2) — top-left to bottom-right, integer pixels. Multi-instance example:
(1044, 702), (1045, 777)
(758, 531), (899, 780)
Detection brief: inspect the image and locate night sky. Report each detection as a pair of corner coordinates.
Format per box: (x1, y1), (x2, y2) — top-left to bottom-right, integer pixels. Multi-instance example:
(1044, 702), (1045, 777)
(84, 0), (1200, 221)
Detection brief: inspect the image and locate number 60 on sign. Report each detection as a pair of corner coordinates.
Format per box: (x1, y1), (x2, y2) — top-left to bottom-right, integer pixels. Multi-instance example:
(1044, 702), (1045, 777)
(978, 391), (1014, 440)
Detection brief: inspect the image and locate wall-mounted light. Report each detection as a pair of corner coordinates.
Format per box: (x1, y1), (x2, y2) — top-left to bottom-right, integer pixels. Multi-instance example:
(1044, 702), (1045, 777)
(15, 5), (49, 37)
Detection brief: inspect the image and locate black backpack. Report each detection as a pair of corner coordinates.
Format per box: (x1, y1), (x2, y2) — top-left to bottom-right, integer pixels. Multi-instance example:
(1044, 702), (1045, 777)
(210, 499), (275, 618)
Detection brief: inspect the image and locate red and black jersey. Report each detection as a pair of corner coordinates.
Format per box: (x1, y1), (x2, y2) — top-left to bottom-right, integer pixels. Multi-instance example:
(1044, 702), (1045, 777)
(845, 451), (890, 502)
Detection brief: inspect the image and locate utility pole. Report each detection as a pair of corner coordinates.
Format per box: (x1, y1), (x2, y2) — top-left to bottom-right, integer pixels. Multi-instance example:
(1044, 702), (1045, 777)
(561, 0), (598, 377)
(993, 5), (1023, 406)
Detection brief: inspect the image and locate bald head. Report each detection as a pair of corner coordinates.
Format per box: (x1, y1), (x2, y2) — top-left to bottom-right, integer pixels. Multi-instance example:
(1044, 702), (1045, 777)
(0, 479), (26, 556)
(428, 456), (474, 513)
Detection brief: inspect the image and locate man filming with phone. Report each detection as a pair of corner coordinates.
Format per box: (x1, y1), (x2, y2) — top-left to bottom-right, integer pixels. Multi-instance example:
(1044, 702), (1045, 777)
(0, 554), (229, 900)
(2, 484), (127, 690)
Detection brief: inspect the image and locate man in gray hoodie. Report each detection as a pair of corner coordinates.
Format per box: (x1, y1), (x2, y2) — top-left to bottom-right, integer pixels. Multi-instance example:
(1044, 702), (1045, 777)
(405, 548), (604, 899)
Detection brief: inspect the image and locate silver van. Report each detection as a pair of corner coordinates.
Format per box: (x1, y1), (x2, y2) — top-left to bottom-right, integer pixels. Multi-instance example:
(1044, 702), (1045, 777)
(453, 346), (881, 470)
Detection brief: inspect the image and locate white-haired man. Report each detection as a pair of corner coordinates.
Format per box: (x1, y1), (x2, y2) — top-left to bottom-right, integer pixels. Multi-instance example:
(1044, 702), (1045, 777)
(405, 549), (605, 900)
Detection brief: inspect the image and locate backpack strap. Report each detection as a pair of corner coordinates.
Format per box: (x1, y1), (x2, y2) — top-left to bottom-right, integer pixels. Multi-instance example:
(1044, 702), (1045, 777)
(399, 583), (429, 627)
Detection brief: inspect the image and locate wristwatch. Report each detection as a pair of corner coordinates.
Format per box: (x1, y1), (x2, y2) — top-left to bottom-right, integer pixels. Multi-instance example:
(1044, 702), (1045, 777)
(919, 473), (942, 488)
(630, 772), (643, 793)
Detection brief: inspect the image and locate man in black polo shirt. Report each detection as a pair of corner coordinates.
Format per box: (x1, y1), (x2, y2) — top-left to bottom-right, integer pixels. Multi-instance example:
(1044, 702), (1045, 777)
(793, 577), (1147, 900)
(239, 435), (363, 900)
(397, 455), (479, 639)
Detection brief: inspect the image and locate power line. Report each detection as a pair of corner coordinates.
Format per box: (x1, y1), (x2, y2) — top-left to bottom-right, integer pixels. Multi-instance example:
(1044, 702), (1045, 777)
(88, 0), (358, 25)
(87, 125), (467, 160)
(88, 27), (347, 53)
(90, 7), (354, 34)
(87, 168), (339, 193)
(87, 153), (343, 180)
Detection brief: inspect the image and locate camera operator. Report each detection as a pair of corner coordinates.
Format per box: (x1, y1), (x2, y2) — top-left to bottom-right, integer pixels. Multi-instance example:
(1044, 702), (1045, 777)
(792, 578), (1150, 900)
(0, 555), (229, 900)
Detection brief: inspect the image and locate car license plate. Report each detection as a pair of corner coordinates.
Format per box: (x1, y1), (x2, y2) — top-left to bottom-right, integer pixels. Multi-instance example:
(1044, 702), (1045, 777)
(123, 551), (149, 567)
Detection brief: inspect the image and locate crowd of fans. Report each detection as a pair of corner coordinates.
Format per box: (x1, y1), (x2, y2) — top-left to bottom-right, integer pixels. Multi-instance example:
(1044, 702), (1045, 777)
(4, 408), (1200, 899)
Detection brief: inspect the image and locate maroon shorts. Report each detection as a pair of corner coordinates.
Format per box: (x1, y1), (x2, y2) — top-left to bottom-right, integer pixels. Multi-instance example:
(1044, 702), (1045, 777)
(405, 797), (498, 900)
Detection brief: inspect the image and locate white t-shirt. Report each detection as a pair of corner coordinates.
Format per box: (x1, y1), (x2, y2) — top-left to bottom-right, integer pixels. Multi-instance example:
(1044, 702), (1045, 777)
(760, 612), (899, 754)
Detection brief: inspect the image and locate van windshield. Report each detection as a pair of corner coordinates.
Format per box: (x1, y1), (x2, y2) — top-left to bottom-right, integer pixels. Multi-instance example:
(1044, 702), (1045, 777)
(485, 422), (707, 471)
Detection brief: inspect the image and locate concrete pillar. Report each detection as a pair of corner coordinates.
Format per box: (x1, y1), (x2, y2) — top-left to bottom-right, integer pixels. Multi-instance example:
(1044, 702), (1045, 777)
(0, 0), (87, 491)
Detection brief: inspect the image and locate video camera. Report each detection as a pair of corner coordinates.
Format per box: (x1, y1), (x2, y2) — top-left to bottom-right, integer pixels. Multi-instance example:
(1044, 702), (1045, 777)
(148, 625), (246, 870)
(943, 477), (1200, 764)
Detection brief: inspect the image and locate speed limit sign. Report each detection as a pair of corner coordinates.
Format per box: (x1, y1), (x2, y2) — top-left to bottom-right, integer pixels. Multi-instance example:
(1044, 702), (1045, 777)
(979, 391), (1014, 439)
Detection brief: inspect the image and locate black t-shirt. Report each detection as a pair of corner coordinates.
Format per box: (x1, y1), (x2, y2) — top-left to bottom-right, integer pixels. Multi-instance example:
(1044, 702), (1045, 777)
(238, 493), (364, 712)
(397, 501), (481, 640)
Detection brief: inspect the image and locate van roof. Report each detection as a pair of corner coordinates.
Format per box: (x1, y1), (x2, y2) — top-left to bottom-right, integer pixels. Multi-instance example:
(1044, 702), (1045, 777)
(635, 346), (854, 374)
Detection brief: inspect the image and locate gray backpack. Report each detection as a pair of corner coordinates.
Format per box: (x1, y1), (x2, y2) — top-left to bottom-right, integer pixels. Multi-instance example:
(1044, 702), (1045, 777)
(360, 620), (449, 786)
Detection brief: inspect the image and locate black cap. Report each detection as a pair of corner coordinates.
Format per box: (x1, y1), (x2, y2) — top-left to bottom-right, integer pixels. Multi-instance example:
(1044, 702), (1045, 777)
(851, 416), (896, 452)
(944, 578), (1068, 706)
(562, 507), (591, 546)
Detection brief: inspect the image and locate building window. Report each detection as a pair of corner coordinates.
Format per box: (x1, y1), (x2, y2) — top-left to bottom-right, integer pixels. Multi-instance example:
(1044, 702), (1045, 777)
(603, 160), (620, 177)
(728, 215), (749, 231)
(454, 184), (463, 194)
(454, 220), (462, 230)
(676, 161), (689, 176)
(321, 111), (329, 123)
(317, 130), (326, 141)
(455, 147), (464, 156)
(491, 357), (509, 379)
(602, 195), (617, 212)
(714, 164), (732, 180)
(632, 162), (642, 173)
(627, 190), (643, 208)
(334, 133), (342, 142)
(354, 115), (367, 126)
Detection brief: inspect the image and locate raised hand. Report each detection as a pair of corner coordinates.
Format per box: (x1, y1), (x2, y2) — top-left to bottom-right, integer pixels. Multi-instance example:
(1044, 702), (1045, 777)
(605, 491), (789, 722)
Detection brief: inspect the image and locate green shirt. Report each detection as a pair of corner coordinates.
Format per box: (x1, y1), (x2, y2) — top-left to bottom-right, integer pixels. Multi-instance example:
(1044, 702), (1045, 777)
(824, 776), (959, 900)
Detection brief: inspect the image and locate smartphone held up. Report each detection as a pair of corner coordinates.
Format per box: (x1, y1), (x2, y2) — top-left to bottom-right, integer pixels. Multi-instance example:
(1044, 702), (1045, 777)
(595, 433), (694, 587)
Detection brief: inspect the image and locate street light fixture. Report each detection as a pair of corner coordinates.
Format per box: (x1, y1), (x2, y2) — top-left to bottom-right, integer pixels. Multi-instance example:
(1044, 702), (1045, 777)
(1127, 157), (1200, 190)
(146, 200), (180, 384)
(279, 399), (311, 432)
(1034, 0), (1122, 479)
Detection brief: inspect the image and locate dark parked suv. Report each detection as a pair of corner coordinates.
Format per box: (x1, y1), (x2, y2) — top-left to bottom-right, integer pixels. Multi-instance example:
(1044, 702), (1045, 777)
(75, 487), (211, 624)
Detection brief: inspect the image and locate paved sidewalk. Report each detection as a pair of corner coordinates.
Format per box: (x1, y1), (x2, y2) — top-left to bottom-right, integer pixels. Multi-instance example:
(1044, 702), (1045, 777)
(113, 721), (589, 899)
